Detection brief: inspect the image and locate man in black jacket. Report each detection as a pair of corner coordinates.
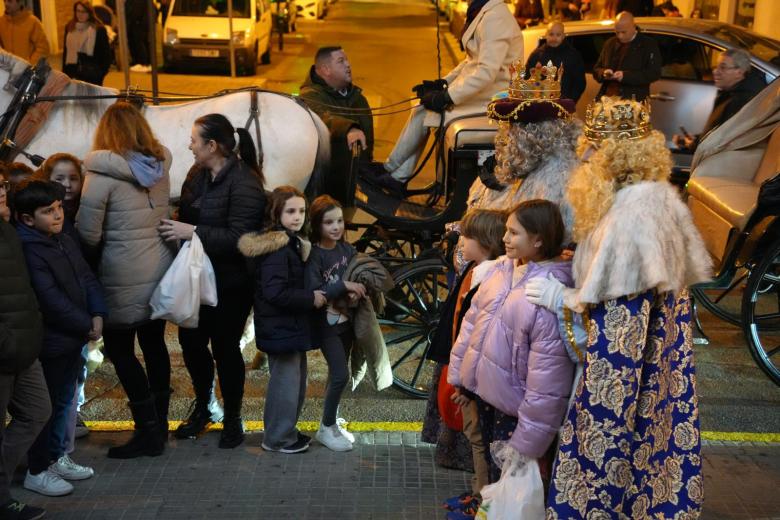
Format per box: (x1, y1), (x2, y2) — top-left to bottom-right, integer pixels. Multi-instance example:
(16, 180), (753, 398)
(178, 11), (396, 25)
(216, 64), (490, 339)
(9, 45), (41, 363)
(299, 46), (374, 205)
(0, 181), (50, 520)
(673, 48), (766, 151)
(592, 11), (661, 101)
(525, 22), (586, 103)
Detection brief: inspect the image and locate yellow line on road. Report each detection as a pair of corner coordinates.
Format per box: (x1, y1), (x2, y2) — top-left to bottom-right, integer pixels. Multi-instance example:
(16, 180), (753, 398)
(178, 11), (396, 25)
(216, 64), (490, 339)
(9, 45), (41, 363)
(85, 421), (780, 443)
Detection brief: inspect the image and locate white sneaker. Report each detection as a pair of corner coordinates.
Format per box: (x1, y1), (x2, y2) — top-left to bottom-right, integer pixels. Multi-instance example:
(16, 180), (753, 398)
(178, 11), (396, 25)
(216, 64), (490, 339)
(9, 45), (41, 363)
(24, 470), (73, 496)
(49, 455), (94, 481)
(336, 417), (355, 443)
(316, 423), (353, 452)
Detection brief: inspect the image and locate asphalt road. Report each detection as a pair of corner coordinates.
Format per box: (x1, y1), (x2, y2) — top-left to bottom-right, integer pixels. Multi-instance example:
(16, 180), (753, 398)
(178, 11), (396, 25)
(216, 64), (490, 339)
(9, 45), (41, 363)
(82, 0), (780, 435)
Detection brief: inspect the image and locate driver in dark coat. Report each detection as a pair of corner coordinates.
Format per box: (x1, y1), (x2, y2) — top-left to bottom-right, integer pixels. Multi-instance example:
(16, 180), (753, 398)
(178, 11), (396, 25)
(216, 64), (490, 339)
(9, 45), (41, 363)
(299, 46), (374, 205)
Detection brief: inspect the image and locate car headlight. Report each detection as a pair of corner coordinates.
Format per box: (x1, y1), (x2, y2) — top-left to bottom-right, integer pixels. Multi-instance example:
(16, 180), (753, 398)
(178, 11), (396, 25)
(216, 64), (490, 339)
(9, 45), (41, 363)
(165, 28), (178, 45)
(232, 30), (249, 46)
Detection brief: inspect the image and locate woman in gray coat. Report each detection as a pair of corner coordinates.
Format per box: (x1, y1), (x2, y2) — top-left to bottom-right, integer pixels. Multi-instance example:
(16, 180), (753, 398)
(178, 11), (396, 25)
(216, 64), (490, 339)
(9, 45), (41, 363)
(77, 102), (174, 459)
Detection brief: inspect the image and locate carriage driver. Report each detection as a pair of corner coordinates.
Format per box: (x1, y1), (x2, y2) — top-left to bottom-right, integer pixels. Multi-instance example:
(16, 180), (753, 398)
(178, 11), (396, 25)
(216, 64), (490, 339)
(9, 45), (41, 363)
(299, 46), (374, 206)
(361, 0), (523, 196)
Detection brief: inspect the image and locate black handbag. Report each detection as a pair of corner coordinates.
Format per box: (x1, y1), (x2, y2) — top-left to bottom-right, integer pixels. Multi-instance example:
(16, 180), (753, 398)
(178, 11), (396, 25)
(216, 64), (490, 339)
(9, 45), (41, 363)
(76, 52), (103, 84)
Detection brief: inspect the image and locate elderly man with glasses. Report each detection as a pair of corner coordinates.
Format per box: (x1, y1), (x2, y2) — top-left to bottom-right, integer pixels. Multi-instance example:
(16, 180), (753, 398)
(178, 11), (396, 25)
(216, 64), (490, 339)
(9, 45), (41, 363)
(673, 48), (766, 151)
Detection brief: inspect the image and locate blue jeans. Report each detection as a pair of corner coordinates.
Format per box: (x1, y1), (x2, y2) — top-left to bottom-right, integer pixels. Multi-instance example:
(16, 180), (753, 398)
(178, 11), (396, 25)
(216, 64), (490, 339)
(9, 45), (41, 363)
(64, 345), (89, 454)
(27, 351), (83, 474)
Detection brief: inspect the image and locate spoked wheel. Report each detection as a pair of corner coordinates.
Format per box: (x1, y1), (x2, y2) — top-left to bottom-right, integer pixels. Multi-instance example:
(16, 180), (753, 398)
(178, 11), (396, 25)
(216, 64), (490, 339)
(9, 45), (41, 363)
(692, 271), (748, 327)
(354, 225), (432, 270)
(381, 259), (450, 398)
(742, 239), (780, 386)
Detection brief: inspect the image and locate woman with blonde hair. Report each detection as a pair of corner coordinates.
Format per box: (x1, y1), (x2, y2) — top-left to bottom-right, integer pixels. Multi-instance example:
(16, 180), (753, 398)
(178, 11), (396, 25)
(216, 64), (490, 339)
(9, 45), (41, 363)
(77, 102), (175, 459)
(62, 1), (112, 85)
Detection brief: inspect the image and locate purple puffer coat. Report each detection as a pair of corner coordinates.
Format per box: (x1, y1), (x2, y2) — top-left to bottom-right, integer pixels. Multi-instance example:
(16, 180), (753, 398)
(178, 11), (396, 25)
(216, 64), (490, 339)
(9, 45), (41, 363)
(448, 258), (575, 458)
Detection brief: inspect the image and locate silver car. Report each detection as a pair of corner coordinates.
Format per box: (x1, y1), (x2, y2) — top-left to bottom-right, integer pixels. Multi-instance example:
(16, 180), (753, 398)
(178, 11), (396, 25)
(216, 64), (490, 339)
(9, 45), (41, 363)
(521, 18), (780, 167)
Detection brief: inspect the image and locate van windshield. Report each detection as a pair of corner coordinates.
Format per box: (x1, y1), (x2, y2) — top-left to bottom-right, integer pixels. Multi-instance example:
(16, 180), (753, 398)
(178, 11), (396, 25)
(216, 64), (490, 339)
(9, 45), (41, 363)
(172, 0), (251, 17)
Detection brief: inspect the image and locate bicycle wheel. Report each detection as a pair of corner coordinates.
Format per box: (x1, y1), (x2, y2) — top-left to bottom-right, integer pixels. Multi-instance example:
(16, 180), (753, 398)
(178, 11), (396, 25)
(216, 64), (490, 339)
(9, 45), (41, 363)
(742, 239), (780, 386)
(381, 259), (449, 398)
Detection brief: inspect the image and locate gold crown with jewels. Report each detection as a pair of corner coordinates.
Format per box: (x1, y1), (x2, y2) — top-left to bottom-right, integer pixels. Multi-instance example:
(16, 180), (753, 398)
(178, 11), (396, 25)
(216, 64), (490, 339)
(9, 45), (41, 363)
(583, 97), (653, 141)
(508, 59), (562, 100)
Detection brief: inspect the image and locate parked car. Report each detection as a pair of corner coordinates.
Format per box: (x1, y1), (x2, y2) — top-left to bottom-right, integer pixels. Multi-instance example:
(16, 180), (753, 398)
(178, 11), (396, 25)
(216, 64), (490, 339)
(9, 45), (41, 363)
(163, 0), (273, 75)
(297, 0), (326, 19)
(521, 18), (780, 168)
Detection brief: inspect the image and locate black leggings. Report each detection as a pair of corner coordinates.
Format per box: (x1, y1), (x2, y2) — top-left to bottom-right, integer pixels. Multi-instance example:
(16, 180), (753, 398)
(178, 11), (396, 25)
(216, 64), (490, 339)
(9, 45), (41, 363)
(103, 320), (170, 403)
(178, 289), (253, 417)
(320, 322), (354, 427)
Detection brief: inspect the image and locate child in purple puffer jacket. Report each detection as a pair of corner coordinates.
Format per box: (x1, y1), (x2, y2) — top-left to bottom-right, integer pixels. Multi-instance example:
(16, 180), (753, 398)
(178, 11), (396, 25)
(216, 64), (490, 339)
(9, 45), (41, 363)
(448, 199), (575, 489)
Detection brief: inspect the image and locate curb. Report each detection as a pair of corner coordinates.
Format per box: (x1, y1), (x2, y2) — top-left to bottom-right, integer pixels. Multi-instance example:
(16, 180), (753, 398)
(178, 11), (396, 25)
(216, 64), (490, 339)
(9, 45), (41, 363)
(85, 421), (780, 444)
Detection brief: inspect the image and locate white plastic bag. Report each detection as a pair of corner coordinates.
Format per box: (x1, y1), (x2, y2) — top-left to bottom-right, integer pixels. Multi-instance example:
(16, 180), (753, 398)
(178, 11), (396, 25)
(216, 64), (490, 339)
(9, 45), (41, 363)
(150, 234), (217, 328)
(476, 442), (545, 520)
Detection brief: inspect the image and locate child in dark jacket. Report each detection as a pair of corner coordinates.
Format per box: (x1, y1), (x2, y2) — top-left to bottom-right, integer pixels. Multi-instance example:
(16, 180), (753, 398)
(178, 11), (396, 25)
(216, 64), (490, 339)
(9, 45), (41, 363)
(424, 209), (507, 519)
(238, 186), (326, 454)
(305, 195), (366, 452)
(14, 180), (107, 498)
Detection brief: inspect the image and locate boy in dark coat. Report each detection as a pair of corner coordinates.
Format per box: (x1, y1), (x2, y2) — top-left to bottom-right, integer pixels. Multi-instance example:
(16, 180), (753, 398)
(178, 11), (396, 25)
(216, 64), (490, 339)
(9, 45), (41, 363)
(0, 177), (50, 520)
(14, 180), (107, 498)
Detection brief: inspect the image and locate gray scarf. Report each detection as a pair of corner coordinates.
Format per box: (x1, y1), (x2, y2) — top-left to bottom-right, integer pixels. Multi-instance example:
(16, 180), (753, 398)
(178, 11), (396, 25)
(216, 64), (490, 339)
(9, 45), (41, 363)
(65, 22), (96, 65)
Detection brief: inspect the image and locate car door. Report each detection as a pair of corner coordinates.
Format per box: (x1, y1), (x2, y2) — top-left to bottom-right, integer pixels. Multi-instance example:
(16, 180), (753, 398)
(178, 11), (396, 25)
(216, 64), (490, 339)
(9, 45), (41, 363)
(256, 0), (271, 57)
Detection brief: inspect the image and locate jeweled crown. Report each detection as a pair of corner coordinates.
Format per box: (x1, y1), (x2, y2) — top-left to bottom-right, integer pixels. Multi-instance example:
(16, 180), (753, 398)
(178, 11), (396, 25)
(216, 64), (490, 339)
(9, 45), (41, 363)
(508, 59), (562, 100)
(584, 97), (653, 141)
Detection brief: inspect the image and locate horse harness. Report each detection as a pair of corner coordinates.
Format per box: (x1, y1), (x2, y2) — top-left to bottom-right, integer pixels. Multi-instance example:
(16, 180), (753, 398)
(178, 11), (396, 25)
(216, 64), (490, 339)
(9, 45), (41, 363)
(0, 58), (50, 164)
(244, 89), (263, 167)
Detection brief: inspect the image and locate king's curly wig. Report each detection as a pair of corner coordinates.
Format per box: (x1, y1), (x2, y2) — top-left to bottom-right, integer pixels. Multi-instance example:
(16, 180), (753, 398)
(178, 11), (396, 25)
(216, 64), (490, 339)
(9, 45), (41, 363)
(494, 118), (582, 183)
(568, 129), (672, 242)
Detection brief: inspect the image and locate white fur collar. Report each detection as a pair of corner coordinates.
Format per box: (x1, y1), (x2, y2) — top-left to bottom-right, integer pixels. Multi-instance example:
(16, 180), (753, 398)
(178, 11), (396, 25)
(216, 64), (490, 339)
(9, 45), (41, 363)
(571, 181), (711, 306)
(470, 258), (501, 289)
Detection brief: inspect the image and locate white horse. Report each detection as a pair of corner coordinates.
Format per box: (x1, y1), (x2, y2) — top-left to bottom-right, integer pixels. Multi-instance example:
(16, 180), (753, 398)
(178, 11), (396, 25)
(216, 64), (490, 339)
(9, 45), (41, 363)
(0, 51), (330, 197)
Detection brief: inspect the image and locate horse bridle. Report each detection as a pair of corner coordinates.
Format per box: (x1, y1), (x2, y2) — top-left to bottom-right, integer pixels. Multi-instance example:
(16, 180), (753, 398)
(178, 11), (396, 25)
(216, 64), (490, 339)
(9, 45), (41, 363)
(0, 58), (50, 164)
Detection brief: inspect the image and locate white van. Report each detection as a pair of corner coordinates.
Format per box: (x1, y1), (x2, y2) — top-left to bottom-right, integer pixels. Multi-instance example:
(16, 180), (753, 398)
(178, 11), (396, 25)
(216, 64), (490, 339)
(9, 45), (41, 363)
(163, 0), (273, 75)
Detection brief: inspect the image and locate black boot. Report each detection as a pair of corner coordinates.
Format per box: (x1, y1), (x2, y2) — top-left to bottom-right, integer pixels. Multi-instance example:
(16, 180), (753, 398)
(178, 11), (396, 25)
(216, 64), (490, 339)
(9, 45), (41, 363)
(151, 388), (171, 445)
(107, 398), (165, 459)
(219, 414), (245, 449)
(174, 400), (212, 439)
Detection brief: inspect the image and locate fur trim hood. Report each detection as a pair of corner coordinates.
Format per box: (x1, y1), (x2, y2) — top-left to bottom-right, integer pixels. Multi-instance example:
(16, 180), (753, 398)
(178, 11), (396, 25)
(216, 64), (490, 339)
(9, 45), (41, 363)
(238, 229), (311, 261)
(570, 181), (711, 307)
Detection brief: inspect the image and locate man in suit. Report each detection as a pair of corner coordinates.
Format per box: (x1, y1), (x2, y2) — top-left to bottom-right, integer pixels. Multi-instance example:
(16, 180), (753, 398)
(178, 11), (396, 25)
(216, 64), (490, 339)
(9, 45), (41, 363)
(592, 11), (661, 101)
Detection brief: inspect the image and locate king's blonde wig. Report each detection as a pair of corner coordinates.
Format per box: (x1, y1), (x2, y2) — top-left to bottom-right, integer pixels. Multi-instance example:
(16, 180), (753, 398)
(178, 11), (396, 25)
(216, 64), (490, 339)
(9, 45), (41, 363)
(568, 129), (672, 242)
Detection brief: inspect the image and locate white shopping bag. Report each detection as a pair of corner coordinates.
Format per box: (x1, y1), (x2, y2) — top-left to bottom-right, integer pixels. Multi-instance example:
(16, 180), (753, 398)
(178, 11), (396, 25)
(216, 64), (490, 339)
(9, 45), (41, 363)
(477, 442), (545, 520)
(150, 234), (217, 328)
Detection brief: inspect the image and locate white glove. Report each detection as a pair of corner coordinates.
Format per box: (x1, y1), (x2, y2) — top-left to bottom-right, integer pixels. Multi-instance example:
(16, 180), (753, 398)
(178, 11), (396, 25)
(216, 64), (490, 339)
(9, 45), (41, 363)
(525, 273), (564, 312)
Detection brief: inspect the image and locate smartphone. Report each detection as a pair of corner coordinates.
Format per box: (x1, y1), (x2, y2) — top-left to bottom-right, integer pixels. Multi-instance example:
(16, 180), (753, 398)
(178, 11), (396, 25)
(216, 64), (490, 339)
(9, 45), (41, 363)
(679, 126), (691, 138)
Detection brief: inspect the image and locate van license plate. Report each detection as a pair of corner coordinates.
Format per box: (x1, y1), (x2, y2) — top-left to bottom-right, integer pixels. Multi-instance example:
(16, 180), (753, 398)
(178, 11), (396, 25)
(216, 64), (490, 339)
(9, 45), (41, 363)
(191, 49), (219, 58)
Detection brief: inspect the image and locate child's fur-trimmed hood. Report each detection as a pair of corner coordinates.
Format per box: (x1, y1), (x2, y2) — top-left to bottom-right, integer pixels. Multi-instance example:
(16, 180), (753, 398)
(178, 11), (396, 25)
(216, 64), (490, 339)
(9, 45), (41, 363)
(238, 230), (311, 261)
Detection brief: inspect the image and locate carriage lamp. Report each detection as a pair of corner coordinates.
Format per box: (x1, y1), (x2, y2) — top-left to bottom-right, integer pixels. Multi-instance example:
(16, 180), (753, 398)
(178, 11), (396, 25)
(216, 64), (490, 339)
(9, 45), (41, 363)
(165, 28), (179, 45)
(232, 29), (250, 46)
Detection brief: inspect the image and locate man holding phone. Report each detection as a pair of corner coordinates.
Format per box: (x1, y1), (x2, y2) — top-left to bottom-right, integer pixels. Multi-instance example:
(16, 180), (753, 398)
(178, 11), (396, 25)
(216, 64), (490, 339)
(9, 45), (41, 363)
(592, 11), (660, 101)
(673, 48), (765, 151)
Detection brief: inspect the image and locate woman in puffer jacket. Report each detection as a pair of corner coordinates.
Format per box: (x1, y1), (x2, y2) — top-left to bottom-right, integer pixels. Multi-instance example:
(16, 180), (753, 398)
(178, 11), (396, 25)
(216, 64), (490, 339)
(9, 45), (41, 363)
(77, 102), (174, 460)
(448, 200), (575, 487)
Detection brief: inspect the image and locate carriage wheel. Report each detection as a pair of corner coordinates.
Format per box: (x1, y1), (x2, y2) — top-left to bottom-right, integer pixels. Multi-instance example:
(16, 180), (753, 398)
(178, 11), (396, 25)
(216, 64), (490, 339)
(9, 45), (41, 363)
(692, 275), (746, 328)
(742, 239), (780, 386)
(381, 259), (449, 398)
(354, 225), (429, 269)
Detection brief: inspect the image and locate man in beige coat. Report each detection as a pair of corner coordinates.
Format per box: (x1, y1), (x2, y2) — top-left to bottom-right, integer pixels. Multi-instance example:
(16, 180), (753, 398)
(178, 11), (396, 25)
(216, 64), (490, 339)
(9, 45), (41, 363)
(0, 0), (49, 63)
(364, 0), (523, 195)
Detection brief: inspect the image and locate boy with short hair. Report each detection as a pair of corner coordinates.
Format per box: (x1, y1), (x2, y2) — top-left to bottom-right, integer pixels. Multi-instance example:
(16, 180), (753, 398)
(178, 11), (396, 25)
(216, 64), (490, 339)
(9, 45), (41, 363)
(0, 175), (50, 520)
(13, 180), (106, 497)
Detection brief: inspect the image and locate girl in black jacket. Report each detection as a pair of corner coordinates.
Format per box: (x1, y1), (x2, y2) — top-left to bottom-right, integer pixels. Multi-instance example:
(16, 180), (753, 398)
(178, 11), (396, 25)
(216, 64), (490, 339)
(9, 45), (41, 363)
(239, 186), (326, 454)
(62, 1), (112, 85)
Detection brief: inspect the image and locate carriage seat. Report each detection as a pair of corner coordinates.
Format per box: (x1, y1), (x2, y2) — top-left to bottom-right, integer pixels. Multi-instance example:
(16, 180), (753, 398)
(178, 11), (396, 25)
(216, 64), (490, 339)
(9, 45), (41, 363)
(688, 125), (780, 257)
(444, 115), (496, 150)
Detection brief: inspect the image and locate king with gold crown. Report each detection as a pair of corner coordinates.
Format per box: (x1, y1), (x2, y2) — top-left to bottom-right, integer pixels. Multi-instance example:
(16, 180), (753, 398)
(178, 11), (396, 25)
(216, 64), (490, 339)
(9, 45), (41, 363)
(461, 58), (581, 252)
(520, 96), (712, 518)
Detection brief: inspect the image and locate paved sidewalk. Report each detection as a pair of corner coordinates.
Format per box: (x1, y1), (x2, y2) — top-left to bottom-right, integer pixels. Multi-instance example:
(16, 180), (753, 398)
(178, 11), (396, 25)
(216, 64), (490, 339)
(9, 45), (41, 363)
(12, 432), (780, 519)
